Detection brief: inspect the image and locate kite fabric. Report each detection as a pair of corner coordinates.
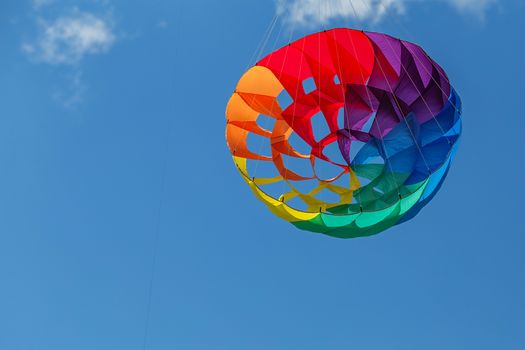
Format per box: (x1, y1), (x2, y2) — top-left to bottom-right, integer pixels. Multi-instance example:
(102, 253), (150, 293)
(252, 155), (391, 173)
(225, 28), (462, 238)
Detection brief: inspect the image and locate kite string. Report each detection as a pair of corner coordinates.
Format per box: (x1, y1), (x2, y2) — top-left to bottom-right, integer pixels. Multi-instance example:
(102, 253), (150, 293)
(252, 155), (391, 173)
(250, 12), (299, 193)
(231, 11), (299, 206)
(231, 8), (299, 197)
(228, 10), (302, 209)
(230, 12), (282, 163)
(317, 0), (328, 210)
(251, 16), (287, 179)
(141, 71), (177, 350)
(245, 14), (279, 71)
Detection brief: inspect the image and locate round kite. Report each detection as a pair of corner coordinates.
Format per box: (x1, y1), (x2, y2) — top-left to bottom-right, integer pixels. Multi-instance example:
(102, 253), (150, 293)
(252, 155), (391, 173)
(225, 28), (462, 238)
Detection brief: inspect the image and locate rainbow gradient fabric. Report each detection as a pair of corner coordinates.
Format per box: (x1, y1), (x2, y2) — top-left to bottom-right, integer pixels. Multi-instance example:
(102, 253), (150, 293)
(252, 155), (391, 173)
(226, 28), (462, 238)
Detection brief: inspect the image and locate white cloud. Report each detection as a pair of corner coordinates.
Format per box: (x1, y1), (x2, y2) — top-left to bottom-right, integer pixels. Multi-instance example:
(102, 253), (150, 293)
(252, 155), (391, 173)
(32, 0), (54, 9)
(23, 12), (115, 65)
(448, 0), (497, 18)
(276, 0), (498, 25)
(276, 0), (404, 25)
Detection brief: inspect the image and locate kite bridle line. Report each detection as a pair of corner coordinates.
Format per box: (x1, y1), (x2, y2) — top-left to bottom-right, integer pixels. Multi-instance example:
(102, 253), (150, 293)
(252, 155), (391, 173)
(326, 0), (414, 209)
(331, 26), (367, 211)
(230, 8), (298, 188)
(244, 13), (279, 72)
(355, 0), (454, 146)
(358, 0), (463, 126)
(279, 31), (308, 206)
(346, 0), (461, 208)
(325, 0), (392, 210)
(352, 0), (461, 185)
(371, 0), (462, 116)
(248, 16), (286, 177)
(253, 13), (298, 188)
(229, 10), (283, 155)
(342, 11), (401, 204)
(348, 28), (434, 175)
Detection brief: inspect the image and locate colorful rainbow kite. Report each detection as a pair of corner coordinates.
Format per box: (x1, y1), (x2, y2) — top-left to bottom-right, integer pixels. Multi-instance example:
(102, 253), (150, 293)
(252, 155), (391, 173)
(226, 28), (462, 238)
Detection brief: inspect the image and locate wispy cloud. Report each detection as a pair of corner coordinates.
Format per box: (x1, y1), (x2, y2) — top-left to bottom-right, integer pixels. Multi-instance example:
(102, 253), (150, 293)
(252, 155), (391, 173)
(23, 7), (116, 108)
(32, 0), (55, 10)
(276, 0), (404, 25)
(276, 0), (498, 26)
(449, 0), (497, 19)
(23, 11), (115, 65)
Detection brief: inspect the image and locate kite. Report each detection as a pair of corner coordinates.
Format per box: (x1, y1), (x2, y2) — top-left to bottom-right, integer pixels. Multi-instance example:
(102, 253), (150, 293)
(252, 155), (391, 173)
(225, 28), (462, 238)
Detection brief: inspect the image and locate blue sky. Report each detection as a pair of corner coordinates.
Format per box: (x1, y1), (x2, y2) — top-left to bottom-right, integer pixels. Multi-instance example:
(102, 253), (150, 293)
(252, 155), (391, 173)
(0, 0), (524, 349)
